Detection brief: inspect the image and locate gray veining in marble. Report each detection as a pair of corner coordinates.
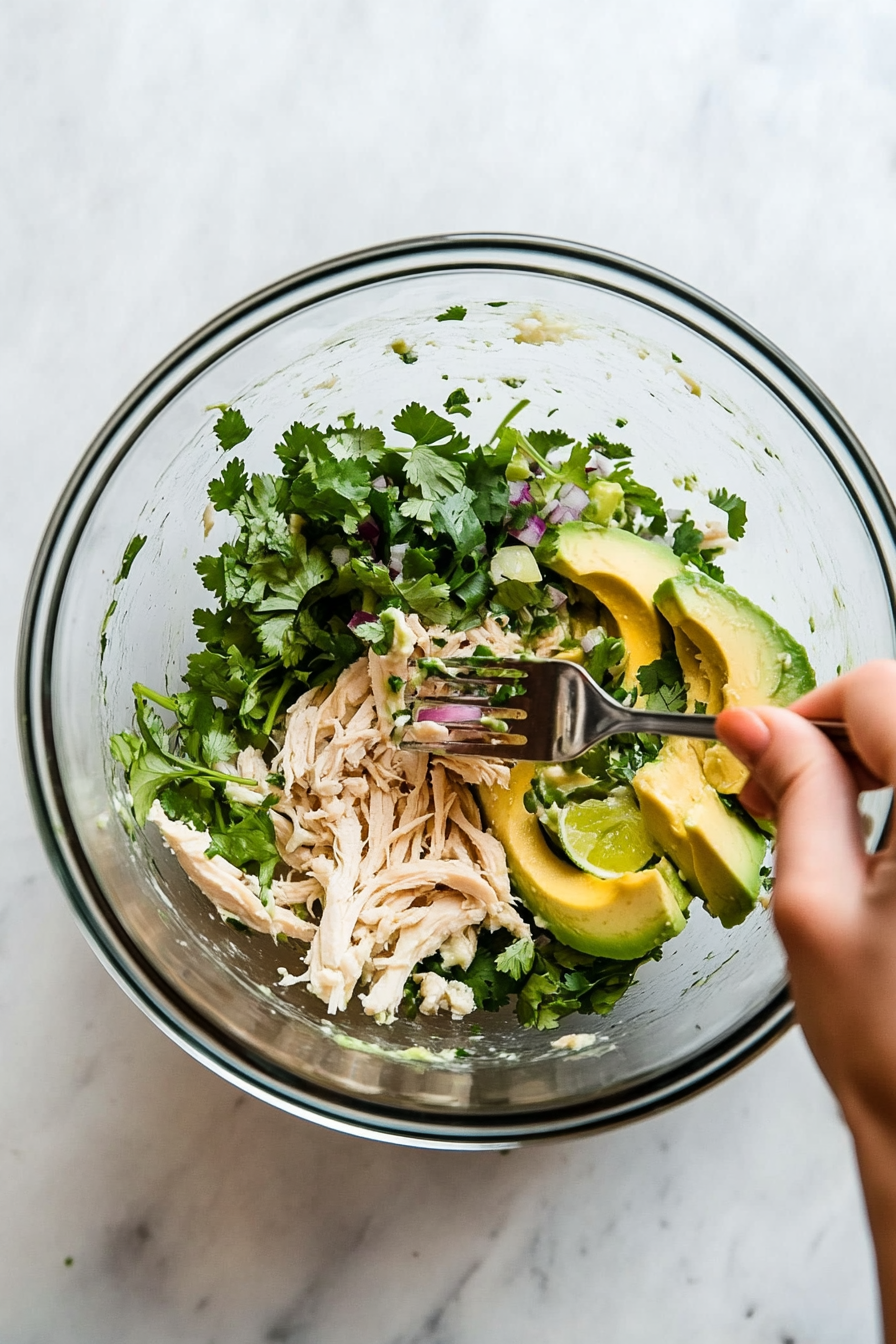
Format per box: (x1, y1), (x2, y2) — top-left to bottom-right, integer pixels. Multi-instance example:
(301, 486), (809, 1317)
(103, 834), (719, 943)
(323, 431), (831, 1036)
(3, 1), (896, 1339)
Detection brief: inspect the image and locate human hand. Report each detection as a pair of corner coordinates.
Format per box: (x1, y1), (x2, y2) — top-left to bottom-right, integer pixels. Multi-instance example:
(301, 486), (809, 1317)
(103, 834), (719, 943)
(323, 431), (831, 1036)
(716, 662), (896, 1339)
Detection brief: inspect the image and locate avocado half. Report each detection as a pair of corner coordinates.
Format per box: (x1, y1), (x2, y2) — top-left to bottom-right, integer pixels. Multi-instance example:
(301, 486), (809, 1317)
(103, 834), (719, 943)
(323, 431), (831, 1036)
(480, 764), (690, 959)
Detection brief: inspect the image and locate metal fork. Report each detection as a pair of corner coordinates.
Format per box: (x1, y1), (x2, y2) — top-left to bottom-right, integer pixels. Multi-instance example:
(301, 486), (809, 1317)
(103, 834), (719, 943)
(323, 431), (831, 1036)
(400, 656), (850, 762)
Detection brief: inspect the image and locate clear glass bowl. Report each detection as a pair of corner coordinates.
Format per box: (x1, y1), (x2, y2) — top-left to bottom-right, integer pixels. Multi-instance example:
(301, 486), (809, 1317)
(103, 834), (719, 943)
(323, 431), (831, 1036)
(19, 235), (896, 1149)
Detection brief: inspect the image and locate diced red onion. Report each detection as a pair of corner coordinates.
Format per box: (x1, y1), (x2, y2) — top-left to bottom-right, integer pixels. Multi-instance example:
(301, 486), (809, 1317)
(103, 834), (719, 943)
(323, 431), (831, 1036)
(388, 543), (408, 578)
(546, 483), (589, 526)
(546, 585), (567, 609)
(357, 516), (381, 547)
(371, 475), (388, 491)
(417, 704), (482, 724)
(357, 518), (381, 551)
(581, 627), (605, 653)
(507, 514), (547, 547)
(545, 503), (579, 526)
(348, 610), (375, 631)
(508, 480), (533, 506)
(587, 453), (612, 477)
(558, 482), (589, 510)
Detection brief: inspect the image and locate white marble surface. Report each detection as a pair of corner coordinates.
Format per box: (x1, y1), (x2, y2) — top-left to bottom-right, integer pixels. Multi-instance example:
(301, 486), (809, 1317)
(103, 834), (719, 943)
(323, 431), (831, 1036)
(3, 2), (896, 1339)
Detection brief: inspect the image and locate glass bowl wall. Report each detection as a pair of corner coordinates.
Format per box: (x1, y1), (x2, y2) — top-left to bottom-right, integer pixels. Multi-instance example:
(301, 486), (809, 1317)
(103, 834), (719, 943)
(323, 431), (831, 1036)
(19, 235), (896, 1148)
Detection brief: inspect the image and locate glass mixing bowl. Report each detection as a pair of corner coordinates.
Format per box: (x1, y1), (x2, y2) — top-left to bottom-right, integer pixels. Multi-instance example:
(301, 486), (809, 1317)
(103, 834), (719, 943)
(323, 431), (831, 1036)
(19, 235), (896, 1149)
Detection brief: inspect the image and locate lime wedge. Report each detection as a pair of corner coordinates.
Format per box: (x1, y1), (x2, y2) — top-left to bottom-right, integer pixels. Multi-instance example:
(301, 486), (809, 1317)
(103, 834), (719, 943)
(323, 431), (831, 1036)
(558, 788), (657, 878)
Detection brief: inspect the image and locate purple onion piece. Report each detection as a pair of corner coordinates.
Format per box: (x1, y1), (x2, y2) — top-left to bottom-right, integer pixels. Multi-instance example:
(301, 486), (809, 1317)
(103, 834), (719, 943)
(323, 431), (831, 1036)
(348, 610), (376, 632)
(587, 454), (612, 478)
(371, 475), (388, 491)
(417, 704), (482, 724)
(581, 628), (603, 653)
(507, 514), (547, 547)
(508, 479), (534, 506)
(357, 516), (381, 547)
(546, 503), (579, 526)
(546, 585), (567, 609)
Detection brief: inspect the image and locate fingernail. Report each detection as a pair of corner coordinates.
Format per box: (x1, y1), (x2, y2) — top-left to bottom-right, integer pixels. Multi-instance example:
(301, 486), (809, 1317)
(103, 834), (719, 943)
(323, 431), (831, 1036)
(715, 708), (772, 767)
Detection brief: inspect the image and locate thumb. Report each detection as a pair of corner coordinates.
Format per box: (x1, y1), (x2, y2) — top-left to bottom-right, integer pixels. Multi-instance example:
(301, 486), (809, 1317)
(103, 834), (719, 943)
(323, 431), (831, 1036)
(715, 706), (867, 946)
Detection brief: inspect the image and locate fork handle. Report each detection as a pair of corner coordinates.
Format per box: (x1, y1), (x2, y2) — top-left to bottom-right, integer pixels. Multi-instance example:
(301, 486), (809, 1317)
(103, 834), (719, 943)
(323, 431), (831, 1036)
(629, 710), (852, 753)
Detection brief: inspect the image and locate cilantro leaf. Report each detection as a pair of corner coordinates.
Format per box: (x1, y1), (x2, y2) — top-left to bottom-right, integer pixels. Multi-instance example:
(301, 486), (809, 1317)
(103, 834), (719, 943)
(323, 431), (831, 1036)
(495, 938), (536, 979)
(430, 488), (486, 554)
(206, 805), (280, 906)
(672, 516), (705, 558)
(403, 447), (466, 499)
(637, 651), (687, 713)
(443, 387), (471, 418)
(588, 432), (632, 461)
(290, 457), (371, 527)
(585, 636), (625, 686)
(213, 407), (252, 452)
(208, 458), (249, 512)
(709, 488), (748, 541)
(435, 305), (467, 322)
(392, 403), (456, 445)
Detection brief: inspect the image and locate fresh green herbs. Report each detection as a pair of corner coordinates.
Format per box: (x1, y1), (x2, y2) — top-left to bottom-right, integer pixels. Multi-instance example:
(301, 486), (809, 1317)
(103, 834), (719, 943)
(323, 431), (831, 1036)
(435, 305), (467, 322)
(409, 928), (659, 1030)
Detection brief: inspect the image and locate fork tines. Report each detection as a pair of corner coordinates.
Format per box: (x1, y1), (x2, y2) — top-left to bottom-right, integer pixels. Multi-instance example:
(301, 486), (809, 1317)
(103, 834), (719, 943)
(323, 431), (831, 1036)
(399, 655), (533, 756)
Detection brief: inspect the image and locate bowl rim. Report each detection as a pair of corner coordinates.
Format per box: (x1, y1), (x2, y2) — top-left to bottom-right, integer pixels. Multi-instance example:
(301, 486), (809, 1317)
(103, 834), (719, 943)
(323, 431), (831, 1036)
(18, 231), (896, 1148)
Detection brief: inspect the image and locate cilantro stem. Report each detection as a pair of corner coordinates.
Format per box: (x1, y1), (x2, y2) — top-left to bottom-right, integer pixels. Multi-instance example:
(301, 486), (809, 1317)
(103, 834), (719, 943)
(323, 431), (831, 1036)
(133, 682), (177, 712)
(262, 674), (294, 738)
(490, 399), (530, 443)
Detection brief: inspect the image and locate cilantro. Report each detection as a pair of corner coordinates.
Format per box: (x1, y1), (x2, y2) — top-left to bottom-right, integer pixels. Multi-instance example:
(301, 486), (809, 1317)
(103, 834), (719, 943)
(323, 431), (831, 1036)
(709, 488), (748, 541)
(213, 407), (252, 452)
(403, 447), (466, 499)
(435, 305), (467, 322)
(495, 938), (536, 979)
(588, 432), (632, 462)
(672, 511), (726, 582)
(671, 352), (682, 363)
(444, 387), (471, 418)
(607, 463), (667, 533)
(636, 650), (687, 713)
(114, 535), (147, 584)
(206, 804), (280, 906)
(431, 489), (486, 554)
(672, 515), (705, 558)
(487, 301), (507, 307)
(585, 636), (625, 687)
(393, 402), (457, 446)
(615, 417), (628, 428)
(208, 458), (250, 512)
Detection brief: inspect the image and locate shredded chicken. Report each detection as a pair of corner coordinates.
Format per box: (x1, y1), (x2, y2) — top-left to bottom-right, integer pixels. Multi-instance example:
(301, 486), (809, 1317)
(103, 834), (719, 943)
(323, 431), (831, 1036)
(151, 610), (530, 1023)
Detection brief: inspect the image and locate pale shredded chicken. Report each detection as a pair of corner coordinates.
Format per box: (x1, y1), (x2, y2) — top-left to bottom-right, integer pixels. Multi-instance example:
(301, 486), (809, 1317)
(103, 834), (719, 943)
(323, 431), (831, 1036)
(151, 610), (530, 1022)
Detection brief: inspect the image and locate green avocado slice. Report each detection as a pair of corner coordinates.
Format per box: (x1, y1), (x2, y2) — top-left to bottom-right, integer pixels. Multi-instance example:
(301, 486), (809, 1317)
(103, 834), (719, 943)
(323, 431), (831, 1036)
(538, 522), (683, 686)
(653, 571), (816, 710)
(633, 737), (766, 927)
(480, 764), (690, 960)
(653, 569), (816, 794)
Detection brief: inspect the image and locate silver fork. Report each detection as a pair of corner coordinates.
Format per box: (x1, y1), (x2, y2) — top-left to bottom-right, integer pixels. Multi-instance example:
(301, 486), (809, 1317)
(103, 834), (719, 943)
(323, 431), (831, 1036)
(400, 656), (850, 762)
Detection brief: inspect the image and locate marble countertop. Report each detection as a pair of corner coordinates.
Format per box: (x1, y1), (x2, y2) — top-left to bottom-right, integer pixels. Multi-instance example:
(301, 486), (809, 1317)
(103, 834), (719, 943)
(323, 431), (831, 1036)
(3, 2), (895, 1339)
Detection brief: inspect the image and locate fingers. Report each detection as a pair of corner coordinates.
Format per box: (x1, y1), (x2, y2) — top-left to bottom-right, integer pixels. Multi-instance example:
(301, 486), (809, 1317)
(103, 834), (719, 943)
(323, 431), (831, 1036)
(791, 662), (896, 788)
(716, 706), (867, 937)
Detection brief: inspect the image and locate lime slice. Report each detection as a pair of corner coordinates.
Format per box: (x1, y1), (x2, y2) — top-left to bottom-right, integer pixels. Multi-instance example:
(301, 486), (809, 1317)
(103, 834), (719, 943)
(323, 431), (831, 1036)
(558, 788), (657, 878)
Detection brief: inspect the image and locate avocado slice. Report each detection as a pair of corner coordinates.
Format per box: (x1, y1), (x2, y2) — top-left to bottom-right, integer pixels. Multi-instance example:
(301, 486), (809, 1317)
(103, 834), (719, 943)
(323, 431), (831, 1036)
(480, 763), (690, 959)
(653, 571), (816, 709)
(653, 569), (816, 793)
(538, 522), (683, 686)
(633, 737), (766, 927)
